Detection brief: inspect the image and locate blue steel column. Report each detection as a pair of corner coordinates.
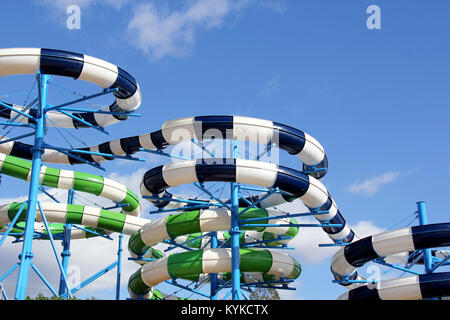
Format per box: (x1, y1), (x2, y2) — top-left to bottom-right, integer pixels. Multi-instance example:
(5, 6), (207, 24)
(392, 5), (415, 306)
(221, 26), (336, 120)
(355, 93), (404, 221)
(115, 233), (123, 300)
(230, 140), (241, 300)
(14, 73), (49, 300)
(210, 231), (218, 300)
(417, 201), (432, 273)
(58, 189), (74, 296)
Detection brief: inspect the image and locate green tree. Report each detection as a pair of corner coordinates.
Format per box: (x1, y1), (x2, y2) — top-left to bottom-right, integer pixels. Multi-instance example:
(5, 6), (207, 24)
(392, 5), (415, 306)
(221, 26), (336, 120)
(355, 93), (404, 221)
(249, 287), (280, 300)
(24, 293), (96, 300)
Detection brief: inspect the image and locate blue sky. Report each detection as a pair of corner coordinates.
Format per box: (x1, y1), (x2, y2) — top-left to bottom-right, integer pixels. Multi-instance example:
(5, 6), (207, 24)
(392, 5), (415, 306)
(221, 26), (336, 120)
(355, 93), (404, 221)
(0, 0), (449, 300)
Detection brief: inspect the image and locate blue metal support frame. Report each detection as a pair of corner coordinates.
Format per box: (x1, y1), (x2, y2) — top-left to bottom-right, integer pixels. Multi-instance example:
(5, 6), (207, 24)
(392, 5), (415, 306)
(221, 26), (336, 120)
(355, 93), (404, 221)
(3, 97), (38, 130)
(0, 72), (132, 300)
(60, 261), (118, 299)
(417, 201), (433, 274)
(31, 263), (59, 297)
(230, 140), (241, 300)
(36, 201), (73, 298)
(45, 87), (118, 111)
(14, 73), (48, 300)
(0, 201), (28, 249)
(210, 232), (218, 300)
(116, 233), (123, 300)
(58, 189), (74, 296)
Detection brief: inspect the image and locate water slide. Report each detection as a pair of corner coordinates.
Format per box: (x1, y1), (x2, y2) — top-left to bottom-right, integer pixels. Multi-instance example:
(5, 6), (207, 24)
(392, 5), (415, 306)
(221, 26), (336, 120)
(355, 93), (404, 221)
(0, 48), (447, 300)
(331, 223), (450, 300)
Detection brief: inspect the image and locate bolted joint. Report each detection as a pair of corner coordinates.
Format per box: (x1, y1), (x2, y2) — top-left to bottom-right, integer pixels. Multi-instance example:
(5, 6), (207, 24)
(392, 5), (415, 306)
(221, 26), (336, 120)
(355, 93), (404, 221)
(18, 252), (34, 260)
(61, 250), (71, 258)
(229, 227), (241, 235)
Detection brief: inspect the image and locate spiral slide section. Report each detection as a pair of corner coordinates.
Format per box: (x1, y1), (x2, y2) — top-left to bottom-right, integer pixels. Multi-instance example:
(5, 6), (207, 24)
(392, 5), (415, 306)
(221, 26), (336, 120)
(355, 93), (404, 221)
(332, 223), (450, 300)
(4, 47), (432, 300)
(0, 47), (141, 126)
(126, 115), (360, 298)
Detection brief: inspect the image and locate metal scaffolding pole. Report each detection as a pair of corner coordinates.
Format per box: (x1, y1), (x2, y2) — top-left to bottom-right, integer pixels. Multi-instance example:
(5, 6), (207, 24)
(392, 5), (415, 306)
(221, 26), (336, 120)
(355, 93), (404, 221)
(14, 73), (48, 300)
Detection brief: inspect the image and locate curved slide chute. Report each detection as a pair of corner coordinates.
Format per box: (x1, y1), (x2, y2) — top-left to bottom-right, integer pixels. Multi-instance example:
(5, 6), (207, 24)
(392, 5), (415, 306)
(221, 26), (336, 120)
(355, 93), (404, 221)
(0, 47), (141, 128)
(332, 223), (450, 300)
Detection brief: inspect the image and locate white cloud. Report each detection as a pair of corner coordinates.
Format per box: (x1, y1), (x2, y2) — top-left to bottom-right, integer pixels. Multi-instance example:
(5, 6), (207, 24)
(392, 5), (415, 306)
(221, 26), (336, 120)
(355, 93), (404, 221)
(347, 171), (400, 196)
(35, 0), (288, 60)
(352, 220), (385, 239)
(126, 0), (251, 60)
(35, 0), (132, 11)
(260, 74), (280, 98)
(260, 0), (287, 14)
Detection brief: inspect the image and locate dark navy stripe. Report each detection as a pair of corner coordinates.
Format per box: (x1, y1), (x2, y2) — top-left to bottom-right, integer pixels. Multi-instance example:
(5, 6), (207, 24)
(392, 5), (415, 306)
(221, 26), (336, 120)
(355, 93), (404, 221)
(67, 153), (83, 165)
(143, 166), (168, 194)
(322, 211), (346, 234)
(150, 130), (169, 150)
(28, 108), (38, 120)
(281, 194), (297, 203)
(419, 272), (450, 299)
(109, 102), (130, 120)
(152, 191), (173, 209)
(344, 236), (378, 267)
(0, 103), (12, 119)
(72, 112), (99, 129)
(348, 285), (381, 300)
(119, 136), (142, 154)
(303, 154), (328, 179)
(69, 147), (95, 164)
(307, 194), (332, 212)
(273, 165), (309, 197)
(238, 195), (260, 208)
(194, 116), (233, 139)
(272, 122), (306, 155)
(40, 48), (84, 79)
(195, 159), (236, 183)
(10, 142), (33, 160)
(98, 142), (114, 160)
(331, 270), (358, 287)
(110, 67), (137, 100)
(411, 223), (450, 250)
(340, 230), (355, 244)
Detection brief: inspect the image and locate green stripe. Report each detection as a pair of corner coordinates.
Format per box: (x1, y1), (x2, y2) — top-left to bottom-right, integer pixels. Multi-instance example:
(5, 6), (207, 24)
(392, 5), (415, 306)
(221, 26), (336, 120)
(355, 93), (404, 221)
(84, 227), (106, 238)
(287, 218), (299, 238)
(166, 211), (201, 238)
(1, 156), (31, 180)
(240, 249), (273, 273)
(43, 167), (60, 188)
(128, 230), (148, 256)
(7, 202), (28, 222)
(167, 249), (204, 278)
(263, 273), (276, 282)
(289, 258), (302, 279)
(66, 204), (84, 225)
(186, 232), (203, 248)
(73, 171), (104, 196)
(97, 209), (126, 232)
(150, 288), (164, 300)
(239, 208), (269, 232)
(120, 189), (140, 213)
(128, 269), (152, 296)
(148, 247), (164, 260)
